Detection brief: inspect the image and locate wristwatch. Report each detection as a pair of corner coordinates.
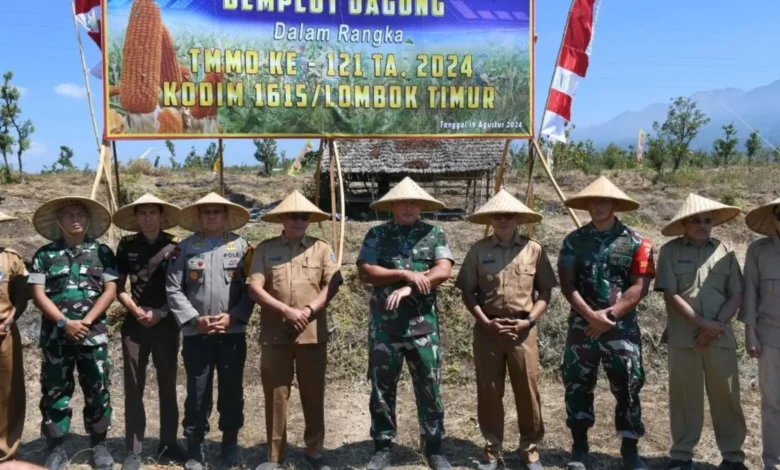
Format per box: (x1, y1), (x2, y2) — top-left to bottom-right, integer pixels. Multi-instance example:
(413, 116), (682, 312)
(56, 318), (68, 329)
(606, 312), (618, 322)
(305, 305), (315, 315)
(527, 317), (537, 329)
(189, 317), (199, 327)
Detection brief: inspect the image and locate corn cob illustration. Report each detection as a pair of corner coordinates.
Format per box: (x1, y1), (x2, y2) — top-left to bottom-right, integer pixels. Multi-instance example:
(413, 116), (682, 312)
(120, 0), (162, 132)
(190, 71), (223, 119)
(108, 109), (125, 133)
(158, 108), (183, 133)
(160, 25), (181, 88)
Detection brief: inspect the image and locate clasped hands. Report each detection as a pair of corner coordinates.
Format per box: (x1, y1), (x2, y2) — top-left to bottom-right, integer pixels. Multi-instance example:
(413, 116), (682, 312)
(282, 306), (311, 334)
(692, 317), (725, 350)
(583, 308), (617, 339)
(194, 313), (235, 335)
(480, 317), (532, 341)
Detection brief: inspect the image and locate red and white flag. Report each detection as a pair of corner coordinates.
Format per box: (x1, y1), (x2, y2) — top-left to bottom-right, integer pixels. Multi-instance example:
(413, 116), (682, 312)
(540, 0), (602, 143)
(73, 0), (103, 79)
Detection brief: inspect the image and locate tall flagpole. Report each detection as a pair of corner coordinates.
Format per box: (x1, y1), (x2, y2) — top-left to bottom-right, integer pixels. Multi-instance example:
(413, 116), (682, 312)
(70, 0), (102, 155)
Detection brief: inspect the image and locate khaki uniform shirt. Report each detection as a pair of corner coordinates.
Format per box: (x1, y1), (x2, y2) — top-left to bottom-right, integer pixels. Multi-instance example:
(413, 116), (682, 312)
(741, 233), (780, 348)
(166, 232), (254, 336)
(0, 248), (28, 323)
(655, 237), (742, 349)
(456, 232), (558, 317)
(248, 234), (340, 345)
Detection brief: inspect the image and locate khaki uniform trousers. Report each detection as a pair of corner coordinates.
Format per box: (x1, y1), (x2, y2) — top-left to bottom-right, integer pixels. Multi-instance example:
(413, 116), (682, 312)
(261, 343), (327, 462)
(473, 324), (543, 463)
(759, 346), (780, 470)
(668, 346), (746, 462)
(0, 325), (25, 461)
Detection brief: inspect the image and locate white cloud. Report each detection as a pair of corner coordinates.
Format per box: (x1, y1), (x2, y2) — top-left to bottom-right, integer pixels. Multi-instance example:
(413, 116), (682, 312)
(26, 142), (47, 156)
(55, 83), (87, 99)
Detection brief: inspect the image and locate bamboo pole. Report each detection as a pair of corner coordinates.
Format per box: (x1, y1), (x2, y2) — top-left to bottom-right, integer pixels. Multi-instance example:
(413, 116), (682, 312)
(218, 139), (224, 196)
(91, 145), (107, 200)
(530, 138), (581, 228)
(313, 139), (325, 231)
(331, 140), (347, 267)
(526, 143), (537, 238)
(328, 140), (337, 250)
(484, 139), (512, 236)
(70, 0), (101, 155)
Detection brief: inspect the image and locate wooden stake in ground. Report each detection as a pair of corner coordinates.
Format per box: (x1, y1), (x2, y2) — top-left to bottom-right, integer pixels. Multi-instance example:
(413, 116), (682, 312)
(530, 138), (581, 228)
(91, 145), (107, 200)
(331, 140), (346, 267)
(484, 139), (512, 237)
(526, 142), (537, 238)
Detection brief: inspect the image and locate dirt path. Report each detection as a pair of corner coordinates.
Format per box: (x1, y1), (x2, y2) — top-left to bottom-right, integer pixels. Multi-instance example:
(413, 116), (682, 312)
(16, 377), (763, 469)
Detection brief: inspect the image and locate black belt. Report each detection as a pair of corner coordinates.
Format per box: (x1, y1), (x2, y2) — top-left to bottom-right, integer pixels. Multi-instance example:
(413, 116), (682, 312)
(485, 313), (529, 320)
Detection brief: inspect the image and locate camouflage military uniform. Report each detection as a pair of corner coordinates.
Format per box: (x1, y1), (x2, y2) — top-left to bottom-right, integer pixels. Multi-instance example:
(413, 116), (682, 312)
(28, 238), (118, 439)
(558, 220), (654, 439)
(357, 220), (454, 449)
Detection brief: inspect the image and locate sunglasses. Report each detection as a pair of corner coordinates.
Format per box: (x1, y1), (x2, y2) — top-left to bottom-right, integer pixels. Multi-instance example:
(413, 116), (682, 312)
(288, 213), (310, 222)
(688, 217), (713, 226)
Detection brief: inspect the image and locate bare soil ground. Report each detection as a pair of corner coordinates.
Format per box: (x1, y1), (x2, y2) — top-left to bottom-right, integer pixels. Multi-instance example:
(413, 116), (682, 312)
(7, 165), (775, 469)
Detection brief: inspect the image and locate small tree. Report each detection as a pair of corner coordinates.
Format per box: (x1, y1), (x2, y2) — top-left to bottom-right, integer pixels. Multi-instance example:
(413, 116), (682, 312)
(169, 156), (181, 169)
(653, 96), (710, 171)
(165, 139), (176, 159)
(154, 155), (161, 168)
(713, 123), (739, 167)
(56, 146), (76, 171)
(644, 133), (668, 174)
(253, 139), (278, 175)
(746, 130), (762, 170)
(774, 147), (780, 164)
(184, 146), (202, 168)
(203, 142), (219, 169)
(302, 149), (319, 169)
(1, 72), (34, 182)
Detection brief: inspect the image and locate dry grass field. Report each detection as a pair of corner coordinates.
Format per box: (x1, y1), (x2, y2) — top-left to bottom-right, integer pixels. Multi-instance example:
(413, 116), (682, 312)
(5, 164), (778, 469)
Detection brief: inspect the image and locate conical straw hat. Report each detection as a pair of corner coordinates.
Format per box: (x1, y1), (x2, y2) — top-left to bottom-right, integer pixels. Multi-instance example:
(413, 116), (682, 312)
(33, 196), (111, 241)
(369, 177), (445, 212)
(112, 193), (181, 232)
(261, 190), (330, 223)
(745, 197), (780, 235)
(467, 189), (542, 225)
(0, 211), (17, 223)
(661, 193), (741, 236)
(178, 192), (250, 233)
(564, 176), (640, 212)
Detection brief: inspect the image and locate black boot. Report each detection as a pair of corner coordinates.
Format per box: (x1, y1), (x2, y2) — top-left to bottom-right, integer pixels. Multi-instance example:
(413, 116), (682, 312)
(45, 438), (68, 470)
(620, 438), (648, 470)
(185, 435), (205, 470)
(221, 430), (242, 467)
(366, 441), (392, 470)
(424, 440), (452, 470)
(90, 433), (114, 470)
(567, 430), (589, 470)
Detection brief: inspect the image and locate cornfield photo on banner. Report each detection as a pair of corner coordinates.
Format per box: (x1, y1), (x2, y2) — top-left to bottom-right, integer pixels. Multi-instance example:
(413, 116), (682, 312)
(103, 0), (534, 139)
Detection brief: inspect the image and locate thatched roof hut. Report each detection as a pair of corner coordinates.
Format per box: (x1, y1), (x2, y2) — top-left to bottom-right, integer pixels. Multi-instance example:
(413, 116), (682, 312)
(321, 139), (505, 176)
(318, 139), (507, 217)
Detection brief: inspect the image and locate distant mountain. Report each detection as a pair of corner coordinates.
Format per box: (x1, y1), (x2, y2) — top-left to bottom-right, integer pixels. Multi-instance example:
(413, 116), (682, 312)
(574, 79), (780, 149)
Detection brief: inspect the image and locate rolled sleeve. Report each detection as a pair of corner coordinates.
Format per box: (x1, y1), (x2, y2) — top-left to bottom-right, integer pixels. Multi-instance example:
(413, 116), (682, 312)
(357, 229), (378, 265)
(454, 247), (478, 293)
(740, 243), (759, 326)
(653, 244), (676, 292)
(433, 227), (455, 264)
(28, 272), (46, 285)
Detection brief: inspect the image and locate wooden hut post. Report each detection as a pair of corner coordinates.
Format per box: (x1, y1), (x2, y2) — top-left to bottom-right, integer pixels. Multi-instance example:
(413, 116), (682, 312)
(330, 140), (347, 266)
(313, 139), (326, 230)
(328, 140), (337, 248)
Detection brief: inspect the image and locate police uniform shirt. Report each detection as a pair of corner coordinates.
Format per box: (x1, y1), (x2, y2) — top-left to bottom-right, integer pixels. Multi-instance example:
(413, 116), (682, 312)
(456, 232), (558, 317)
(655, 236), (742, 349)
(166, 232), (254, 336)
(248, 234), (340, 345)
(116, 232), (178, 315)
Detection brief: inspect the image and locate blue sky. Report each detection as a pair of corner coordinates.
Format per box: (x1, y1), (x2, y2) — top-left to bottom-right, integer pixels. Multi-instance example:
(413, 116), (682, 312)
(2, 0), (779, 172)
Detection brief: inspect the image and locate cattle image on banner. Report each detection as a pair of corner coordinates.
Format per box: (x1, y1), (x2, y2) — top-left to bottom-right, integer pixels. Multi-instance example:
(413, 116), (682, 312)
(102, 0), (534, 139)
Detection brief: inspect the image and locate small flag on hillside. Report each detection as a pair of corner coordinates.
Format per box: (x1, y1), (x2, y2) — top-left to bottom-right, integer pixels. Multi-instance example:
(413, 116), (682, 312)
(73, 0), (103, 79)
(540, 0), (602, 143)
(637, 129), (646, 163)
(288, 140), (314, 176)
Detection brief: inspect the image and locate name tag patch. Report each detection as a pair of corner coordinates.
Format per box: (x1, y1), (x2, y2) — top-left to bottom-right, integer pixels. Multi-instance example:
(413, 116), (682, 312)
(677, 259), (693, 264)
(481, 259), (496, 264)
(187, 259), (205, 269)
